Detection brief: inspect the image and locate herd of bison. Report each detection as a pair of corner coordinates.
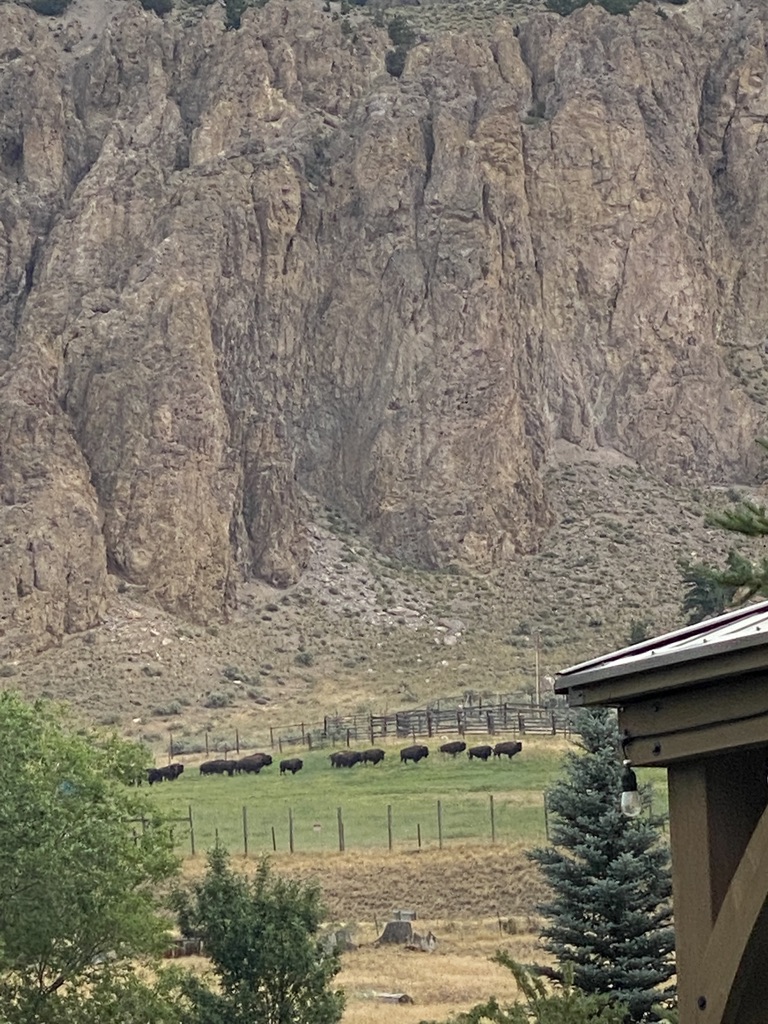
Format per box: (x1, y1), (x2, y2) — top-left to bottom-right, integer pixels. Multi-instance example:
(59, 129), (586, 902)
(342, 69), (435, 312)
(146, 740), (523, 785)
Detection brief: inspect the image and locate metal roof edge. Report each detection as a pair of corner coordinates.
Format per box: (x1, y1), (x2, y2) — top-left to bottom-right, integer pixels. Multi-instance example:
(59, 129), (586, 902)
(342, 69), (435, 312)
(556, 600), (768, 686)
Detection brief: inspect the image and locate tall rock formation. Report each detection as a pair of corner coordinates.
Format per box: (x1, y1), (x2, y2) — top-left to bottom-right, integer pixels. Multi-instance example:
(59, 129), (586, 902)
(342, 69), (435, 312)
(1, 0), (767, 649)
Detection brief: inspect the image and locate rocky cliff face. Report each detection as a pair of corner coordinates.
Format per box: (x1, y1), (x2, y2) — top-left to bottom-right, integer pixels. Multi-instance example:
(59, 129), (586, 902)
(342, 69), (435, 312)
(1, 0), (767, 650)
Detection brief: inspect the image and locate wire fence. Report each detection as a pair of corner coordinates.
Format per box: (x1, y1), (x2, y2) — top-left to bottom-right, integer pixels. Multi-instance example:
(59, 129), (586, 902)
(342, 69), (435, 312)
(136, 793), (552, 858)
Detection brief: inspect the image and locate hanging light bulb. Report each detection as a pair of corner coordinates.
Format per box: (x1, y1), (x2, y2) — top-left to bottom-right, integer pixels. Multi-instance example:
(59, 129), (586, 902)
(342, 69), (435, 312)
(621, 759), (642, 817)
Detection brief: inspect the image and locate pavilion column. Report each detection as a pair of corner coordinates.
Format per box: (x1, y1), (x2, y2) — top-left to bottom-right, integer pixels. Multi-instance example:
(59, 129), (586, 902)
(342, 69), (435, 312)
(667, 749), (767, 1024)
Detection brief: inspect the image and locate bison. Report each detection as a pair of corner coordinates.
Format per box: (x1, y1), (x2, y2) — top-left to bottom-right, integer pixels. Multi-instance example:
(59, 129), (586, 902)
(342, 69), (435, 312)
(147, 763), (185, 785)
(330, 750), (362, 768)
(280, 758), (304, 775)
(400, 744), (429, 764)
(199, 759), (236, 776)
(234, 757), (265, 775)
(468, 744), (493, 761)
(439, 740), (467, 757)
(494, 740), (523, 759)
(361, 748), (385, 765)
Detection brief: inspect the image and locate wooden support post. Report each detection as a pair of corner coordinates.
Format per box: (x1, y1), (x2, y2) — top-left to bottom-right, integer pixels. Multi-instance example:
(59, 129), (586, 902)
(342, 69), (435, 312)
(668, 750), (768, 1024)
(337, 806), (345, 853)
(205, 730), (209, 757)
(188, 805), (195, 856)
(242, 806), (248, 857)
(387, 804), (393, 852)
(236, 728), (240, 754)
(271, 825), (277, 852)
(417, 823), (421, 849)
(490, 794), (496, 843)
(288, 809), (294, 854)
(437, 799), (443, 850)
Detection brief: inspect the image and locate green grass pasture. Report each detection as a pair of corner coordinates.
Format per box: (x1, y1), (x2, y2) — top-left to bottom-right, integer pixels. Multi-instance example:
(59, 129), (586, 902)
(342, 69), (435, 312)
(147, 739), (667, 857)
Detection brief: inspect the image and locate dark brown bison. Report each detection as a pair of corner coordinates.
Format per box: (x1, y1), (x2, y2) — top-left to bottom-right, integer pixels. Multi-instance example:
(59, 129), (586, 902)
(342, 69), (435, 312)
(361, 748), (385, 765)
(468, 744), (493, 761)
(148, 763), (184, 784)
(199, 759), (237, 776)
(280, 758), (304, 775)
(235, 756), (266, 774)
(439, 740), (467, 757)
(494, 740), (523, 759)
(400, 744), (429, 764)
(330, 750), (363, 768)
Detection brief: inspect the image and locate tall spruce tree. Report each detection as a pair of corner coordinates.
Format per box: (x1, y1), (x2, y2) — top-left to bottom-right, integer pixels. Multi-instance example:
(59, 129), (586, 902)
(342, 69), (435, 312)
(679, 438), (768, 621)
(528, 710), (674, 1022)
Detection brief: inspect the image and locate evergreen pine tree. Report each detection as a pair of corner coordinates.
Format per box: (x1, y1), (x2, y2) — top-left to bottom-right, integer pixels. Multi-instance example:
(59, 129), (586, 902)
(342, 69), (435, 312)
(528, 710), (675, 1023)
(678, 439), (768, 619)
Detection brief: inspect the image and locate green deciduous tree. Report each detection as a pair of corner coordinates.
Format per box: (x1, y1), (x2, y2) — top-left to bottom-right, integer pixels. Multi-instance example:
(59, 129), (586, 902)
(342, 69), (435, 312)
(0, 692), (180, 1024)
(528, 710), (675, 1022)
(172, 847), (345, 1024)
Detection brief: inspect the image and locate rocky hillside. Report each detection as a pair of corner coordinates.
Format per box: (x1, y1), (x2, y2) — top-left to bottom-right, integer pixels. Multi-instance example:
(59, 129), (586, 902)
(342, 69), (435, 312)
(1, 0), (767, 702)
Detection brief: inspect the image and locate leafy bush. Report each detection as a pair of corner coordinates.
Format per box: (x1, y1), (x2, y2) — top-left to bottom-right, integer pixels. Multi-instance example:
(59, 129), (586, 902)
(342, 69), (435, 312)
(204, 692), (232, 709)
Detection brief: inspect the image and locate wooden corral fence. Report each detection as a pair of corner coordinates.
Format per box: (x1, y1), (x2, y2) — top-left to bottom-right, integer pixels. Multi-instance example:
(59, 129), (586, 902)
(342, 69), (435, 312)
(167, 701), (574, 760)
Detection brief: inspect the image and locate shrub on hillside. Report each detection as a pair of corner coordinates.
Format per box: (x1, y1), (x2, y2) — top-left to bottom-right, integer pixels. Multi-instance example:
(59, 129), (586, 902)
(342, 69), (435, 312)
(140, 0), (174, 13)
(27, 0), (73, 15)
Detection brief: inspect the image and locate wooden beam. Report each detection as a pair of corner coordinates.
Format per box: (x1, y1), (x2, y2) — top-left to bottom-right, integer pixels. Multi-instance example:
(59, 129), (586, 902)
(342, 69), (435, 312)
(621, 715), (768, 767)
(564, 649), (768, 708)
(619, 675), (768, 737)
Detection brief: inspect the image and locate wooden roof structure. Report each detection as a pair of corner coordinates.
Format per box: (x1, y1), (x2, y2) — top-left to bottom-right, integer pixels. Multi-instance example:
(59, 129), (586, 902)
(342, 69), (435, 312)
(555, 602), (768, 1024)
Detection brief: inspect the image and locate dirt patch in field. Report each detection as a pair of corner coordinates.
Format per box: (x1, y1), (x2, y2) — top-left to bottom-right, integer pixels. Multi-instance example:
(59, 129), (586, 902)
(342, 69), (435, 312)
(261, 843), (549, 922)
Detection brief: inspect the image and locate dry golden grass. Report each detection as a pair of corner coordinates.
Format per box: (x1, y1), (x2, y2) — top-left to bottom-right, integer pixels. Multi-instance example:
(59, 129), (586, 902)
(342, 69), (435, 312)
(181, 842), (549, 922)
(338, 930), (533, 1024)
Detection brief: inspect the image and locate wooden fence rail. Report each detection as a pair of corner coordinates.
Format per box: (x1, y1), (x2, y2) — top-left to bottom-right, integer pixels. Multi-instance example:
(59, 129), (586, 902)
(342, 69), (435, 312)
(168, 702), (574, 760)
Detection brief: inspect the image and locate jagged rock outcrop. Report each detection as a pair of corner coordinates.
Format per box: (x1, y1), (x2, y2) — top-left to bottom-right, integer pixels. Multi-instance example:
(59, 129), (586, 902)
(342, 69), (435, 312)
(1, 0), (767, 648)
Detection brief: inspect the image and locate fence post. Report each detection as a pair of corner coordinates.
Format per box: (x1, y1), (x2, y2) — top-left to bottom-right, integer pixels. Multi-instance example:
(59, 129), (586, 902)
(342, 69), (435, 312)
(236, 729), (240, 754)
(288, 809), (294, 854)
(269, 726), (274, 748)
(387, 804), (393, 852)
(346, 728), (351, 748)
(271, 825), (277, 852)
(417, 823), (422, 849)
(490, 794), (496, 843)
(242, 806), (248, 857)
(543, 791), (549, 841)
(301, 722), (305, 743)
(168, 732), (173, 762)
(307, 733), (313, 750)
(518, 713), (525, 735)
(337, 807), (345, 853)
(551, 712), (556, 736)
(188, 805), (195, 856)
(370, 715), (375, 744)
(205, 730), (209, 757)
(437, 799), (443, 850)
(278, 736), (283, 753)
